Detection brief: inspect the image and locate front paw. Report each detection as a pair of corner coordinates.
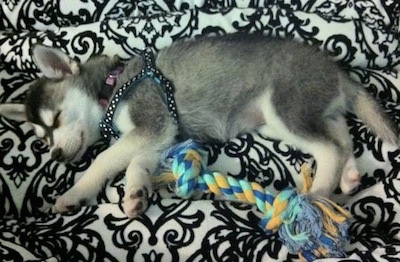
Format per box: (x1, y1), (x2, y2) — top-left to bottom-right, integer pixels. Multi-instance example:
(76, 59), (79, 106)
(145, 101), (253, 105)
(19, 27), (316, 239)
(54, 191), (85, 214)
(123, 187), (150, 219)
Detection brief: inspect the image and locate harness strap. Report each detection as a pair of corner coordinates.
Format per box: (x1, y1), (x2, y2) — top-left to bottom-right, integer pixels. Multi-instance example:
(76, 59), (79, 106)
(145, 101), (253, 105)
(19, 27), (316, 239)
(100, 50), (179, 141)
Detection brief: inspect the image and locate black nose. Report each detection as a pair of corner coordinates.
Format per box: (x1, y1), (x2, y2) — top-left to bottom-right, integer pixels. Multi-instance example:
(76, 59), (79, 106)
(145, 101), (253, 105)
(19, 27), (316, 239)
(51, 148), (65, 162)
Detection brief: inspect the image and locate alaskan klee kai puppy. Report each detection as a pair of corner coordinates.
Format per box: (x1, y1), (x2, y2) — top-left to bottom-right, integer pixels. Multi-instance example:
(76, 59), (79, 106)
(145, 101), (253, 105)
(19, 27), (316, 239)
(0, 34), (398, 218)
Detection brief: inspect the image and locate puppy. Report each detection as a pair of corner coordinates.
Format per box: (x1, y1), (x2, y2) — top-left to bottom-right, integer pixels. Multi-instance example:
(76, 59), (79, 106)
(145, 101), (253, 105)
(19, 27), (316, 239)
(1, 34), (398, 218)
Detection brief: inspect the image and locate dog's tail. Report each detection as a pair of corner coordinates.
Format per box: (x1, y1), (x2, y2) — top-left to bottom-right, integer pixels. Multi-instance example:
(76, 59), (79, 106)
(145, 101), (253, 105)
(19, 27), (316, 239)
(352, 87), (399, 146)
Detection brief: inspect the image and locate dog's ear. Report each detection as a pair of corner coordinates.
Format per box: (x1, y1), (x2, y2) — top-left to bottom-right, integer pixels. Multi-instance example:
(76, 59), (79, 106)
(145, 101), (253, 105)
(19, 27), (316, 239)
(111, 55), (121, 65)
(0, 103), (27, 122)
(32, 45), (80, 79)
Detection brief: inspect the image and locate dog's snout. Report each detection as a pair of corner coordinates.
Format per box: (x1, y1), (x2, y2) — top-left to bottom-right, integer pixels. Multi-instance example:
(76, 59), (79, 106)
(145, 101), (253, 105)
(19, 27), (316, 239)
(51, 148), (65, 162)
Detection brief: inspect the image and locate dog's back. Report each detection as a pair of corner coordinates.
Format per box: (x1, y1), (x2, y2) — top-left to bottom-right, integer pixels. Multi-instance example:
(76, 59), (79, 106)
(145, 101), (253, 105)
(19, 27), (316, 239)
(154, 34), (349, 142)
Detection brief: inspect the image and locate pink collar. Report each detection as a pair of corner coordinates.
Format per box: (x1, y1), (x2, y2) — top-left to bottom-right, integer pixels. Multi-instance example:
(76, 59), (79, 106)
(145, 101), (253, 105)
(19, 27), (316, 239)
(99, 65), (125, 108)
(106, 65), (125, 86)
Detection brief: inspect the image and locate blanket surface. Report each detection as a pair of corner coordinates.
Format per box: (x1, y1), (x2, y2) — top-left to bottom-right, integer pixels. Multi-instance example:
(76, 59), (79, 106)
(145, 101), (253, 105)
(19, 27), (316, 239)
(1, 0), (400, 261)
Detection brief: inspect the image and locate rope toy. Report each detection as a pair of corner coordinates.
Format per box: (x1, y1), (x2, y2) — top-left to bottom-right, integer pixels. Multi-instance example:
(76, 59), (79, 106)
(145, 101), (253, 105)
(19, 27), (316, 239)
(152, 140), (351, 261)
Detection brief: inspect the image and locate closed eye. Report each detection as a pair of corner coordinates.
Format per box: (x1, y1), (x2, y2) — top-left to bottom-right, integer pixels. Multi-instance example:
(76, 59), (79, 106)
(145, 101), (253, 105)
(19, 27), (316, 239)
(33, 129), (51, 146)
(39, 136), (51, 146)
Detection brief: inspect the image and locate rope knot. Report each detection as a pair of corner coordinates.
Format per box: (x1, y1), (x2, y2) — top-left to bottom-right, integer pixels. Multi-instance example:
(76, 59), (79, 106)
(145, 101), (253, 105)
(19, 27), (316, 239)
(259, 188), (298, 233)
(172, 148), (203, 198)
(161, 140), (207, 198)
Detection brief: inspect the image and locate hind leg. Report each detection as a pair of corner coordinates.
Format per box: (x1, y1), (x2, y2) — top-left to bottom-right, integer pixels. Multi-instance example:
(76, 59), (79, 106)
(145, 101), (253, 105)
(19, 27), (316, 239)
(257, 91), (358, 197)
(325, 116), (361, 194)
(258, 112), (355, 197)
(258, 124), (344, 197)
(305, 142), (343, 197)
(303, 116), (360, 197)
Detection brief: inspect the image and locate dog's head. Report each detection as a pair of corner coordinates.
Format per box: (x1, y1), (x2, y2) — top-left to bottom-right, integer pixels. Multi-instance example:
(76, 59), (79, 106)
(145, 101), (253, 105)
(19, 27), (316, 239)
(0, 45), (120, 163)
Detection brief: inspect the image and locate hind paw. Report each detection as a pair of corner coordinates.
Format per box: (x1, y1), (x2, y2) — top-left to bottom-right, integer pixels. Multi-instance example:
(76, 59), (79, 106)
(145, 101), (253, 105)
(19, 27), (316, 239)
(340, 166), (361, 194)
(340, 156), (361, 195)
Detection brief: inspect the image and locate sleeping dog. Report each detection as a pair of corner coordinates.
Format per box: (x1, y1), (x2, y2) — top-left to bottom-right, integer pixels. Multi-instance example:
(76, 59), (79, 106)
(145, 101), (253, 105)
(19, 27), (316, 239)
(0, 34), (398, 218)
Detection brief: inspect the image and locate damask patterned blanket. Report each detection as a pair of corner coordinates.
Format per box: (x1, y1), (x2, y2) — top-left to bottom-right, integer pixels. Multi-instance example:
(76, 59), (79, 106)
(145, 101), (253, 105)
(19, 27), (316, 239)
(1, 0), (400, 261)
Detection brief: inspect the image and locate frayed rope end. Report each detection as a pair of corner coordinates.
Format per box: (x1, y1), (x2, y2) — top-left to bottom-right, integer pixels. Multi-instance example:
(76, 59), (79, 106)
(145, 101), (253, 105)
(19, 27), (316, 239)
(261, 164), (351, 261)
(272, 192), (351, 261)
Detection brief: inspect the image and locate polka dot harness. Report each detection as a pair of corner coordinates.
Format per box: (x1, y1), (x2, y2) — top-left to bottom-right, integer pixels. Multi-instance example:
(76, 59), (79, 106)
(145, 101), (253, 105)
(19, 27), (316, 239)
(100, 50), (179, 141)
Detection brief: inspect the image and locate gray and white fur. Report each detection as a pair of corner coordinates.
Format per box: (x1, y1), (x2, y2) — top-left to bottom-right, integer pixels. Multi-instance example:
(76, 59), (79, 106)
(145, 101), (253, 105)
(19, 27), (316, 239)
(0, 34), (398, 218)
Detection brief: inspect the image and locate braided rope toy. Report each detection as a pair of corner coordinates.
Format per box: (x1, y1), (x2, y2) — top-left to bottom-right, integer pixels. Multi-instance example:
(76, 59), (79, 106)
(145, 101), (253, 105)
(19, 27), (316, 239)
(152, 140), (351, 261)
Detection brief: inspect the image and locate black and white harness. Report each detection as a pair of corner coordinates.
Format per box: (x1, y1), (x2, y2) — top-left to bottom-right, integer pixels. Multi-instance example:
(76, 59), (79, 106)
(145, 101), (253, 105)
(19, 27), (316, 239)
(100, 50), (179, 141)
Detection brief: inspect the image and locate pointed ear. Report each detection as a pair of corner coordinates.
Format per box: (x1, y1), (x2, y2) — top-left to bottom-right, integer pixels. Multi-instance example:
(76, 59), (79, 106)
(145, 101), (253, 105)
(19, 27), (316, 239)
(32, 45), (80, 79)
(0, 103), (27, 122)
(111, 55), (121, 64)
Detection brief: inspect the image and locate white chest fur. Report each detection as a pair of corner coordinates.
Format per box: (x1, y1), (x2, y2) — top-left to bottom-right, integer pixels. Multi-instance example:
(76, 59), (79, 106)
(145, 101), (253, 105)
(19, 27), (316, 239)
(113, 104), (136, 135)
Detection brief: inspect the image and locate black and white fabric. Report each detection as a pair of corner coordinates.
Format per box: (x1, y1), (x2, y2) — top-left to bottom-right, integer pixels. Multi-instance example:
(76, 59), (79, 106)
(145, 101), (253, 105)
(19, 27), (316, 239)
(1, 0), (400, 261)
